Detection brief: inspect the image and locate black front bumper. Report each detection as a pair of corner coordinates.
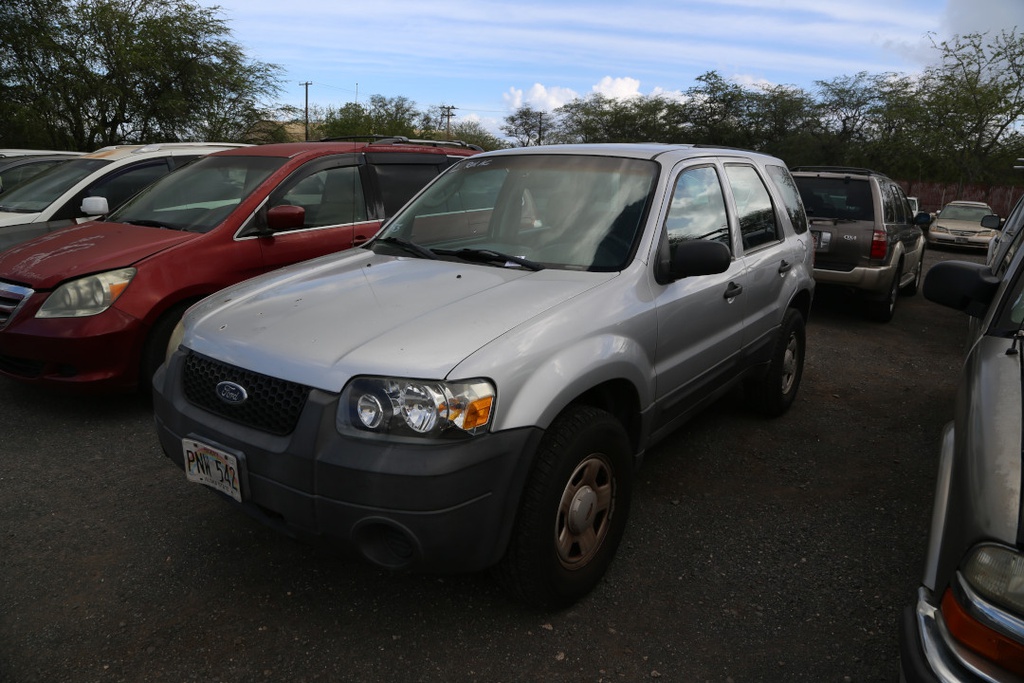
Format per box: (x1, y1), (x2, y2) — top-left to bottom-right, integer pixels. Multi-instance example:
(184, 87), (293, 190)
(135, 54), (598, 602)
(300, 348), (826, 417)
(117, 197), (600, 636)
(152, 351), (543, 573)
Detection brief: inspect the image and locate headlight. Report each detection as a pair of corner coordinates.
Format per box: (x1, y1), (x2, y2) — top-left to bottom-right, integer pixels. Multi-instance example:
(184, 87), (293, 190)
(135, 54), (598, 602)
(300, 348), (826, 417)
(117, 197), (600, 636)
(932, 225), (950, 234)
(338, 376), (495, 439)
(166, 318), (185, 365)
(36, 268), (136, 318)
(962, 544), (1024, 615)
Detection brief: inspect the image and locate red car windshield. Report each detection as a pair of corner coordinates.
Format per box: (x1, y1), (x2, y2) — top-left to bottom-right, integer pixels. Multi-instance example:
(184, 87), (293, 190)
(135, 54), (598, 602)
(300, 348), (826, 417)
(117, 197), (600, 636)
(107, 155), (285, 233)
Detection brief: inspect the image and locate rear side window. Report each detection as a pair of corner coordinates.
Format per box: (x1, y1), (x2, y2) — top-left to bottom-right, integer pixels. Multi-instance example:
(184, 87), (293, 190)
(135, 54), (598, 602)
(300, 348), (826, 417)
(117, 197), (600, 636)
(371, 163), (442, 216)
(724, 164), (780, 250)
(278, 166), (367, 229)
(886, 183), (908, 224)
(766, 164), (807, 234)
(882, 183), (900, 224)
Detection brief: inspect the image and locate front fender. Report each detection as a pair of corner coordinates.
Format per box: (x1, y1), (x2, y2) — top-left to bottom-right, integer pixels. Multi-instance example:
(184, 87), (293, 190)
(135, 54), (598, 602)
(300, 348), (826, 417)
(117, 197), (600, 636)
(470, 332), (654, 434)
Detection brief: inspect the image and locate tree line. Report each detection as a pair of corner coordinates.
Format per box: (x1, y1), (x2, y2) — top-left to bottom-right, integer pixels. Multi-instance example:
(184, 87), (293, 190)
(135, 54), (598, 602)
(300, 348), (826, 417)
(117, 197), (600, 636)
(3, 0), (1024, 194)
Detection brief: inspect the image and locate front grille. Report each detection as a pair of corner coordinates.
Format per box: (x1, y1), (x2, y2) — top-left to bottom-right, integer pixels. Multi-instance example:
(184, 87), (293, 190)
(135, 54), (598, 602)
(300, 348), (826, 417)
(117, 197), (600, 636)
(182, 352), (311, 435)
(0, 281), (33, 329)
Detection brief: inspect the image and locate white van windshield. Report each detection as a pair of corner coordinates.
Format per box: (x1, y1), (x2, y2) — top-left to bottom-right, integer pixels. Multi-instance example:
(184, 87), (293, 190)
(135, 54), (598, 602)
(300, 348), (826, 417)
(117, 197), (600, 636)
(0, 159), (110, 213)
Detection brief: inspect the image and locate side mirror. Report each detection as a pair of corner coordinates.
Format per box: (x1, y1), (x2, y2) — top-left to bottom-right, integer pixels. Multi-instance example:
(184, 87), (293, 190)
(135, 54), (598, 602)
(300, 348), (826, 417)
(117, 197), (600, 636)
(265, 204), (305, 232)
(80, 195), (109, 216)
(981, 214), (1001, 230)
(923, 260), (1000, 318)
(669, 239), (732, 280)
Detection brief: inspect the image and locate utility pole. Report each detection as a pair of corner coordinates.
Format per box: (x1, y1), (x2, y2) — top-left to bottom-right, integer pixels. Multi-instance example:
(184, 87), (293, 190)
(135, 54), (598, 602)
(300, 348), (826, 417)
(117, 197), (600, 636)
(440, 105), (457, 139)
(300, 81), (312, 140)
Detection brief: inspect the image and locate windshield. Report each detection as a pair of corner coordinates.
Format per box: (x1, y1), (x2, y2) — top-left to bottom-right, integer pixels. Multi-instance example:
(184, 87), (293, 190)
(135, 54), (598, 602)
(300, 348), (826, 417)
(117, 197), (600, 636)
(107, 155), (284, 233)
(372, 154), (657, 271)
(795, 177), (874, 221)
(940, 204), (991, 222)
(0, 158), (110, 213)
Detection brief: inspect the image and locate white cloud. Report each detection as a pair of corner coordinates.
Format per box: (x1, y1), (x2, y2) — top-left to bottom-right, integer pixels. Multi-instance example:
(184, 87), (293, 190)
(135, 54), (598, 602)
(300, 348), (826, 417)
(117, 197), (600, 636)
(502, 84), (580, 112)
(591, 76), (643, 100)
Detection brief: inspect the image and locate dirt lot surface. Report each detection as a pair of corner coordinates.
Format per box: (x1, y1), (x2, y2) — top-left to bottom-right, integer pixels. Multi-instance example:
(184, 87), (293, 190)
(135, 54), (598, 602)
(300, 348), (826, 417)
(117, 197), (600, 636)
(0, 247), (984, 683)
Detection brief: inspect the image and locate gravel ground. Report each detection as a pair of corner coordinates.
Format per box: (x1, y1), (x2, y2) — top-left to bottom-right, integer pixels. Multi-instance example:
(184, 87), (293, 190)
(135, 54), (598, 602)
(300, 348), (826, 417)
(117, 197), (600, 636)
(0, 246), (982, 682)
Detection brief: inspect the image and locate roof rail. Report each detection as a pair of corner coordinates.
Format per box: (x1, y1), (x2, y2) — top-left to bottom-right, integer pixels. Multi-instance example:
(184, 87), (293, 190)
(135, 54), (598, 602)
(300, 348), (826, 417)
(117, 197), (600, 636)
(319, 135), (484, 152)
(790, 166), (880, 176)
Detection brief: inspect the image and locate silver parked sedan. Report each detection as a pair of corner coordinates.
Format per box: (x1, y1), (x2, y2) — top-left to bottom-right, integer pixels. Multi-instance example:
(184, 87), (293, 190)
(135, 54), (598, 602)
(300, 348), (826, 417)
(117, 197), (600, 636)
(902, 199), (1024, 680)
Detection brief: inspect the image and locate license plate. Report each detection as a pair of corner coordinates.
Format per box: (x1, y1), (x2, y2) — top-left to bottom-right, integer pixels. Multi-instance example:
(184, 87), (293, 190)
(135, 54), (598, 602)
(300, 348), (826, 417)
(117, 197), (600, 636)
(183, 438), (242, 502)
(812, 230), (831, 251)
(955, 236), (969, 244)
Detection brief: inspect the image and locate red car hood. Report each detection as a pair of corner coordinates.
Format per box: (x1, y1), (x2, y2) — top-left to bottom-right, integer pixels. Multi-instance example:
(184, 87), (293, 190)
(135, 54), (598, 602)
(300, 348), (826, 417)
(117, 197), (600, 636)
(0, 221), (196, 289)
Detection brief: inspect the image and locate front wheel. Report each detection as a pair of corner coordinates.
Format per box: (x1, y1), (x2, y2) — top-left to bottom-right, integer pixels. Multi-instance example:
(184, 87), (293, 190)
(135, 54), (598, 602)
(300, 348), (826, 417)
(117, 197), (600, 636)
(495, 405), (633, 608)
(139, 302), (192, 393)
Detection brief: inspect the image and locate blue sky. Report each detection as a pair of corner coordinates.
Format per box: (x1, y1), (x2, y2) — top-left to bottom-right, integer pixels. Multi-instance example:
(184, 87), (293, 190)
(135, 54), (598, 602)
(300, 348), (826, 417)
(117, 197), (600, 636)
(199, 0), (1023, 135)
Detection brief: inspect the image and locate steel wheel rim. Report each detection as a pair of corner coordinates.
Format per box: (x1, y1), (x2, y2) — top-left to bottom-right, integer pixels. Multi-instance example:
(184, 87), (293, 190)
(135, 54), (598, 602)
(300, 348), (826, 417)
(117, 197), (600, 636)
(555, 454), (615, 569)
(781, 333), (799, 395)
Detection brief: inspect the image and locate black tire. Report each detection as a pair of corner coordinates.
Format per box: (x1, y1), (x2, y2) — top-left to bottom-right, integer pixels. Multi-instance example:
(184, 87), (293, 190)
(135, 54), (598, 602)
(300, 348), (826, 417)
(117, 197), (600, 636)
(747, 308), (805, 417)
(867, 265), (901, 322)
(495, 405), (633, 608)
(139, 302), (192, 393)
(902, 249), (925, 297)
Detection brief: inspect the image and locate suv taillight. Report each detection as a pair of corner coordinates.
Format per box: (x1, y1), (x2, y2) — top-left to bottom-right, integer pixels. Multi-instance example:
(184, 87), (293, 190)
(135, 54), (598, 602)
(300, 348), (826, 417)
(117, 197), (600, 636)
(870, 229), (888, 260)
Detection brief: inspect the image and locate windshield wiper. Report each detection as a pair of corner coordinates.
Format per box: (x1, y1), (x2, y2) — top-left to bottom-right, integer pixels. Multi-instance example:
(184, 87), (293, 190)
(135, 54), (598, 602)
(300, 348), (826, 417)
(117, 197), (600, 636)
(125, 219), (177, 230)
(437, 248), (544, 271)
(375, 236), (439, 259)
(0, 206), (34, 214)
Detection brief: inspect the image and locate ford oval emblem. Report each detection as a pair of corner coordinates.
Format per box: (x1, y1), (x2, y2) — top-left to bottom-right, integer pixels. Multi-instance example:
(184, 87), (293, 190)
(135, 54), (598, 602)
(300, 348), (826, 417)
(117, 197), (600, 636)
(216, 381), (248, 405)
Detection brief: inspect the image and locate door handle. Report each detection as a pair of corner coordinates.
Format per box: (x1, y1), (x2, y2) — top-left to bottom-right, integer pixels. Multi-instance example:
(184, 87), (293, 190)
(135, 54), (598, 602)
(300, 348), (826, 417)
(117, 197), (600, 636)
(724, 282), (743, 299)
(352, 235), (370, 246)
(778, 260), (792, 273)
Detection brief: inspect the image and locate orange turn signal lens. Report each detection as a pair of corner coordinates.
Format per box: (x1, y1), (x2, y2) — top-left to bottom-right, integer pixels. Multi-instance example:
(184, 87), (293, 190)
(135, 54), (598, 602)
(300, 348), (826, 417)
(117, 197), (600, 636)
(941, 588), (1024, 676)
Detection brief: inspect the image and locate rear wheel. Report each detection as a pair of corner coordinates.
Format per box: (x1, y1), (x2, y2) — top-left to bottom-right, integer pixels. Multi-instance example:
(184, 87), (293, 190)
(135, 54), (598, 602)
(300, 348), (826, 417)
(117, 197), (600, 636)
(867, 265), (901, 322)
(747, 308), (805, 417)
(495, 405), (633, 608)
(902, 249), (925, 296)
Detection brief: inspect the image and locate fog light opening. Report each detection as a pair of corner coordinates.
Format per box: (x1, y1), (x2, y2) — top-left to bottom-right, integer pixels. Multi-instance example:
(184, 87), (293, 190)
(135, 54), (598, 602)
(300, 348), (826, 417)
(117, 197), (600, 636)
(351, 518), (420, 570)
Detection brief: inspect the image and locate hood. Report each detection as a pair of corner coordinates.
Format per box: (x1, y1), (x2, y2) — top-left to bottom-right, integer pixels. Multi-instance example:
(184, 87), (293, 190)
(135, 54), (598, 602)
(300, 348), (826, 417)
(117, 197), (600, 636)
(0, 211), (42, 227)
(185, 251), (616, 391)
(0, 221), (196, 289)
(934, 218), (987, 233)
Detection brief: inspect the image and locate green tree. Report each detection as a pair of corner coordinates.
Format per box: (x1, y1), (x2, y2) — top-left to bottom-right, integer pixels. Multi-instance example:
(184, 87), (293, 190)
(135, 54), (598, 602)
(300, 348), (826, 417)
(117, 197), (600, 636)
(675, 71), (751, 147)
(811, 72), (879, 164)
(917, 30), (1024, 189)
(0, 0), (283, 150)
(502, 105), (556, 146)
(364, 95), (420, 137)
(319, 102), (373, 139)
(447, 120), (507, 151)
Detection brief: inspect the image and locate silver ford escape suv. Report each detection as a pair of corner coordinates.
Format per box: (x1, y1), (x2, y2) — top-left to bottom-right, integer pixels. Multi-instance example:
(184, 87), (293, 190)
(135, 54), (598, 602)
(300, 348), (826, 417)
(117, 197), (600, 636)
(152, 143), (816, 607)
